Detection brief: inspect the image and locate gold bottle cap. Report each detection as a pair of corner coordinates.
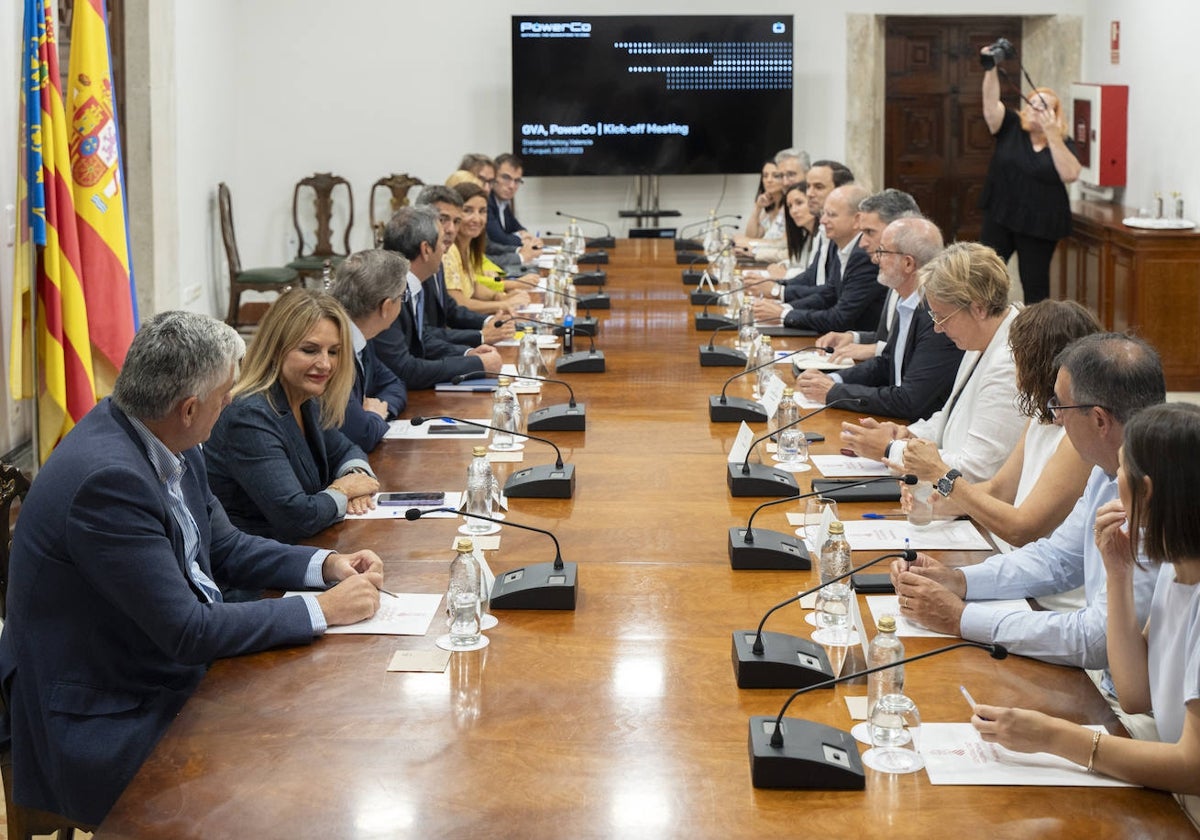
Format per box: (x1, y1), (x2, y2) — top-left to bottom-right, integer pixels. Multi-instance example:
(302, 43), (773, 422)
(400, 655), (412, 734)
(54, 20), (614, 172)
(497, 376), (512, 386)
(472, 446), (488, 457)
(877, 615), (897, 633)
(455, 537), (475, 552)
(783, 387), (794, 397)
(828, 520), (845, 534)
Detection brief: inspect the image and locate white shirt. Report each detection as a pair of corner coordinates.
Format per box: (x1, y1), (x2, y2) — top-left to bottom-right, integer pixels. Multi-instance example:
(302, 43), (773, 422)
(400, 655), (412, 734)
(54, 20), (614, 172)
(890, 290), (921, 386)
(891, 305), (1024, 483)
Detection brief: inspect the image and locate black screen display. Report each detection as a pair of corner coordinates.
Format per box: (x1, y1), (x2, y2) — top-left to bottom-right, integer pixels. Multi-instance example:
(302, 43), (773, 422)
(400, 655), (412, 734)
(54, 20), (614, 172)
(511, 15), (794, 177)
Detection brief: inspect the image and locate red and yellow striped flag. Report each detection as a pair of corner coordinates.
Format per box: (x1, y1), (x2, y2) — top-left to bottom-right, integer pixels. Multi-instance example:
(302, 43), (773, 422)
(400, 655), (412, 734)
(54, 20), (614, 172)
(10, 0), (98, 463)
(66, 0), (138, 391)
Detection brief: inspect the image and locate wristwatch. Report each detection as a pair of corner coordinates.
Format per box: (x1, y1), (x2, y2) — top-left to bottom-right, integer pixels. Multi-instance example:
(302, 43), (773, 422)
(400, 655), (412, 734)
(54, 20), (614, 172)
(936, 469), (962, 497)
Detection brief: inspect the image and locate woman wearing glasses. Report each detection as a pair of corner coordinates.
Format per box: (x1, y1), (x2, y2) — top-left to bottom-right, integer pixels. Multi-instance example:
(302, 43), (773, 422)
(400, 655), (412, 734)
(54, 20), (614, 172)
(840, 242), (1024, 483)
(978, 46), (1080, 304)
(900, 300), (1100, 577)
(971, 402), (1200, 829)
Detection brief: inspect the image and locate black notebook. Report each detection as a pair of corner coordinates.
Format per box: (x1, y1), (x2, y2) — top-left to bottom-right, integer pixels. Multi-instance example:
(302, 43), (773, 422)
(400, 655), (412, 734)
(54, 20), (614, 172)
(810, 478), (901, 502)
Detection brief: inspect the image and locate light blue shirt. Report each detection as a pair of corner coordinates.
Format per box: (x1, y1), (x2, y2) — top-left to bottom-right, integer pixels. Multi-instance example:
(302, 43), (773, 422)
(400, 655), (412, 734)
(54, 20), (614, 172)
(959, 466), (1157, 691)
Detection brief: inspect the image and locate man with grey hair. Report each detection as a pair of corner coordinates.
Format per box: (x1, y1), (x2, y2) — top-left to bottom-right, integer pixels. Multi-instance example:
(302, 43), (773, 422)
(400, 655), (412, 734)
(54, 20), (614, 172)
(819, 188), (922, 363)
(796, 217), (962, 421)
(0, 311), (384, 825)
(330, 250), (410, 451)
(773, 147), (810, 188)
(373, 206), (502, 390)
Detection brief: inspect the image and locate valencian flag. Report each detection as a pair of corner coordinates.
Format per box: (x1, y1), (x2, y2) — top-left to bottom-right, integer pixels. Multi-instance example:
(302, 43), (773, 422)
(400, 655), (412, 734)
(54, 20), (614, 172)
(10, 0), (96, 464)
(66, 0), (138, 386)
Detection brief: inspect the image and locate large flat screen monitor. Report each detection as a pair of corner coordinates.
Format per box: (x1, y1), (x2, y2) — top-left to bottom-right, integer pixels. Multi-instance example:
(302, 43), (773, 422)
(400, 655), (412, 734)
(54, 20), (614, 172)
(511, 15), (794, 177)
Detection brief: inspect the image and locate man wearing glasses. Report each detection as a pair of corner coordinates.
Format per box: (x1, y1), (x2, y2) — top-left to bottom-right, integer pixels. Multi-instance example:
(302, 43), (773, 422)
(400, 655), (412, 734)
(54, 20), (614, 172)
(892, 333), (1163, 715)
(795, 217), (961, 422)
(487, 153), (543, 262)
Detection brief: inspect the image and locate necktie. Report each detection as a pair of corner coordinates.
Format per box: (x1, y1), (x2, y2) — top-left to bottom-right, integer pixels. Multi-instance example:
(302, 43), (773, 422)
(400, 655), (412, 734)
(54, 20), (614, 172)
(826, 248), (842, 288)
(413, 287), (425, 337)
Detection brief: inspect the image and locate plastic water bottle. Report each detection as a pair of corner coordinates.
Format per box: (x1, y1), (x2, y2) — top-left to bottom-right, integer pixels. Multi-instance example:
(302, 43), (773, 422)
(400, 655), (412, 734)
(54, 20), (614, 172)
(775, 388), (807, 465)
(463, 446), (494, 533)
(447, 537), (482, 646)
(490, 376), (522, 450)
(561, 313), (575, 355)
(867, 614), (905, 719)
(754, 335), (777, 398)
(908, 481), (935, 527)
(737, 301), (759, 354)
(516, 333), (543, 384)
(816, 521), (853, 629)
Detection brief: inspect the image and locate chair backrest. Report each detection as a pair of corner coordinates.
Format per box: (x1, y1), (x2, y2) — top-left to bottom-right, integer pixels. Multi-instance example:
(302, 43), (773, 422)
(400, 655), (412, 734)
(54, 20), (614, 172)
(292, 173), (354, 259)
(0, 463), (31, 621)
(370, 173), (425, 246)
(217, 182), (242, 277)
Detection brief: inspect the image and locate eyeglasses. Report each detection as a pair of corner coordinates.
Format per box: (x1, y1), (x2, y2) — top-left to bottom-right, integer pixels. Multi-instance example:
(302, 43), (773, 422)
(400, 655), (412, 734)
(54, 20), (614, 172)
(923, 302), (964, 329)
(874, 247), (908, 259)
(1046, 396), (1108, 416)
(480, 178), (496, 187)
(497, 173), (525, 186)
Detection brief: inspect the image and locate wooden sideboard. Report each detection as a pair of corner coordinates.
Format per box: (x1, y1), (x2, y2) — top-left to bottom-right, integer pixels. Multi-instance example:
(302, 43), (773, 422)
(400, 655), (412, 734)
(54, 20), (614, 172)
(1054, 200), (1200, 389)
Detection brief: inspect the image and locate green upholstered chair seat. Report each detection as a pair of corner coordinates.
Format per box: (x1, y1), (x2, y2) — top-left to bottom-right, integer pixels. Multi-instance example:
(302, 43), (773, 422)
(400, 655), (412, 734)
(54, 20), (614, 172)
(239, 266), (299, 285)
(287, 254), (345, 273)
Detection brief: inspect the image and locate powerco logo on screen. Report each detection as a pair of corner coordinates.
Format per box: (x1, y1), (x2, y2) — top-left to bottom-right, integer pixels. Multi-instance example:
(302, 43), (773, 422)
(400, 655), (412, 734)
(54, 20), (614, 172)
(518, 21), (592, 39)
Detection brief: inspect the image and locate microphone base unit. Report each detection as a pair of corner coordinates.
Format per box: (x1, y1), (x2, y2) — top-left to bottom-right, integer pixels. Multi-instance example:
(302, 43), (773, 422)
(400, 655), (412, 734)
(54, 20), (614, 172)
(676, 252), (702, 265)
(698, 344), (747, 367)
(727, 463), (800, 498)
(554, 317), (598, 338)
(577, 293), (611, 310)
(572, 270), (607, 287)
(585, 236), (616, 249)
(556, 350), (606, 373)
(682, 269), (705, 285)
(695, 313), (737, 332)
(728, 527), (811, 570)
(490, 560), (578, 610)
(526, 402), (586, 432)
(708, 395), (767, 423)
(690, 290), (720, 305)
(503, 463), (576, 499)
(732, 630), (836, 689)
(748, 716), (865, 790)
(578, 251), (608, 265)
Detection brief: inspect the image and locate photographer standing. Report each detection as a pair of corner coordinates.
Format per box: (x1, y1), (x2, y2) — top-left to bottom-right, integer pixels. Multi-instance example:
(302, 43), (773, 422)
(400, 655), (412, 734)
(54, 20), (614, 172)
(978, 40), (1081, 304)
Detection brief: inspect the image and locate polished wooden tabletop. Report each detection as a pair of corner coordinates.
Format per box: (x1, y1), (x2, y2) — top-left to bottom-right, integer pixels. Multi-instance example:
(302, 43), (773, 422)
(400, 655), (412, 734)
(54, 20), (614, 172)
(97, 240), (1193, 838)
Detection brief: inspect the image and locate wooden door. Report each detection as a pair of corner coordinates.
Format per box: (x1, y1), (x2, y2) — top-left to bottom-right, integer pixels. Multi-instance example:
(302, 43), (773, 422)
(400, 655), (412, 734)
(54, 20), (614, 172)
(884, 17), (1021, 242)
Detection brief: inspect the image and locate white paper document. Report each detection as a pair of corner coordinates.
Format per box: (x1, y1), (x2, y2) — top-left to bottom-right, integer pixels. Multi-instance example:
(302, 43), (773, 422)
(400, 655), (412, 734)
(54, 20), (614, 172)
(800, 519), (993, 552)
(920, 723), (1135, 787)
(350, 492), (462, 520)
(866, 594), (1031, 638)
(786, 350), (854, 371)
(385, 419), (490, 440)
(285, 591), (444, 636)
(809, 454), (892, 477)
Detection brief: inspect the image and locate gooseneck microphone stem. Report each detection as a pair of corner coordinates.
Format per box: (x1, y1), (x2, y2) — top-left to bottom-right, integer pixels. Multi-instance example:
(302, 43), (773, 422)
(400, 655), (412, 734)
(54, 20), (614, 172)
(513, 316), (598, 354)
(768, 640), (1009, 747)
(706, 322), (739, 350)
(742, 475), (917, 537)
(718, 346), (834, 405)
(679, 213), (744, 234)
(452, 370), (577, 407)
(405, 506), (564, 571)
(410, 415), (565, 468)
(699, 275), (776, 317)
(750, 551), (917, 655)
(554, 210), (612, 237)
(740, 397), (865, 476)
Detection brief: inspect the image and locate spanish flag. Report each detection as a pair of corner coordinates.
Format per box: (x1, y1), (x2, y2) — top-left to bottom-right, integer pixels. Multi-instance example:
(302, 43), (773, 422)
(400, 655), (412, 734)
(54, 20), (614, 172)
(10, 0), (97, 463)
(66, 0), (138, 389)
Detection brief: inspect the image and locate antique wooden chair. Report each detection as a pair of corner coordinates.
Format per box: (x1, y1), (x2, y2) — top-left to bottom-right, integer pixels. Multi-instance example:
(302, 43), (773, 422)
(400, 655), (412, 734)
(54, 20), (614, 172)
(369, 173), (424, 246)
(289, 172), (354, 279)
(218, 182), (298, 326)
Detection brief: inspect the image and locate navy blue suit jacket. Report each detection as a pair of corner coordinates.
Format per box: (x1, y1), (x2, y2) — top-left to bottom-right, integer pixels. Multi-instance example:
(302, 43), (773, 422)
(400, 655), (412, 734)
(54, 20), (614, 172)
(0, 399), (315, 824)
(342, 341), (408, 452)
(370, 292), (485, 390)
(487, 193), (524, 247)
(782, 247), (886, 335)
(826, 302), (965, 422)
(204, 383), (370, 542)
(424, 267), (485, 345)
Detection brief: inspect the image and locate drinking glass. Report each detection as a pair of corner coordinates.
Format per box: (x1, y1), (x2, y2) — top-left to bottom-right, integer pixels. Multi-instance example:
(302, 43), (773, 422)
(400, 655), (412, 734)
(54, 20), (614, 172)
(801, 497), (838, 541)
(863, 693), (923, 773)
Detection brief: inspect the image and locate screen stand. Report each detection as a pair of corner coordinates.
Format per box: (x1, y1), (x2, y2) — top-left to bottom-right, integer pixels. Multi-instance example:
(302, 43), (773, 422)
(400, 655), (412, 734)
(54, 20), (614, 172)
(618, 175), (680, 229)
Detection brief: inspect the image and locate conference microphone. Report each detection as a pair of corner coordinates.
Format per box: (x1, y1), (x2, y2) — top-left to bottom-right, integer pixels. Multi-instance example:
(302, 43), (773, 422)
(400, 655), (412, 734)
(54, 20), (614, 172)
(676, 225), (739, 265)
(452, 370), (585, 431)
(709, 346), (834, 423)
(699, 323), (746, 367)
(676, 213), (745, 250)
(410, 415), (575, 498)
(683, 251), (712, 287)
(678, 213), (745, 235)
(728, 475), (918, 569)
(554, 210), (616, 249)
(749, 640), (1009, 789)
(695, 275), (777, 331)
(405, 507), (577, 610)
(511, 315), (606, 373)
(728, 397), (867, 497)
(733, 549), (919, 689)
(508, 275), (609, 314)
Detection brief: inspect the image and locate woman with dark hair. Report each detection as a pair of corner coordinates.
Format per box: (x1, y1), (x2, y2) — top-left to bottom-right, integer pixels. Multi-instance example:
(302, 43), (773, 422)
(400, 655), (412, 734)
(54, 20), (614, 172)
(443, 181), (531, 315)
(205, 289), (379, 543)
(971, 402), (1200, 829)
(978, 44), (1080, 304)
(749, 182), (817, 272)
(734, 160), (785, 256)
(901, 299), (1101, 555)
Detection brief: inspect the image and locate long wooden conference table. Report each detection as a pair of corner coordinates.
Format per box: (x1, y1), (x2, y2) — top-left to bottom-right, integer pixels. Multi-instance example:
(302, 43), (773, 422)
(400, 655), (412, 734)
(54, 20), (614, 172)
(97, 240), (1194, 837)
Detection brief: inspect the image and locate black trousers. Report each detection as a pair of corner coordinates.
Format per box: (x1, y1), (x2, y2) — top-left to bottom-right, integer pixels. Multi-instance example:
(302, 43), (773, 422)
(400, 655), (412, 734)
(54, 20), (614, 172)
(979, 215), (1060, 304)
